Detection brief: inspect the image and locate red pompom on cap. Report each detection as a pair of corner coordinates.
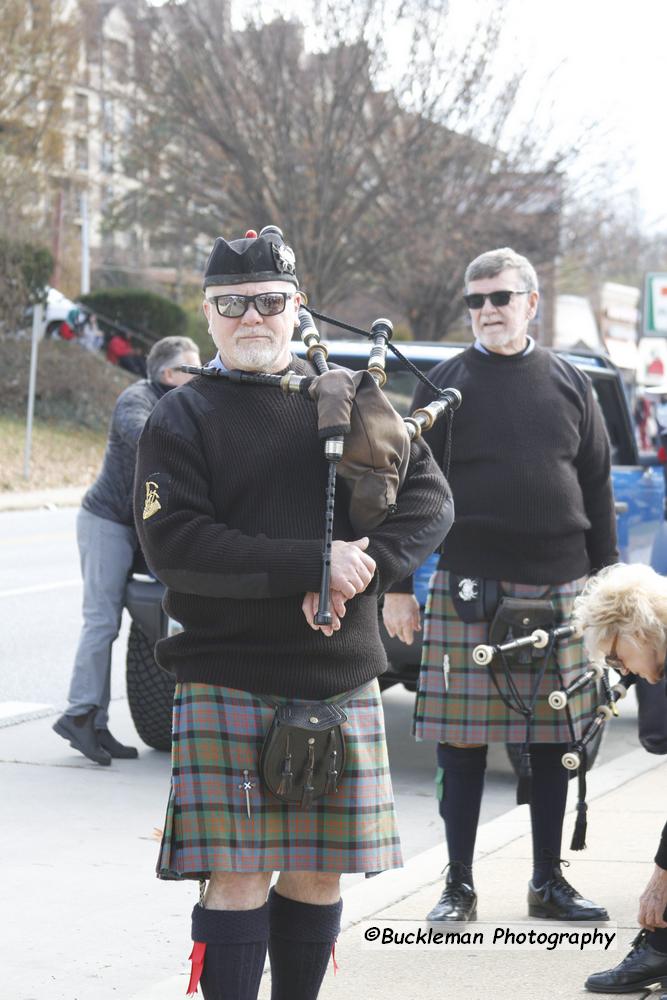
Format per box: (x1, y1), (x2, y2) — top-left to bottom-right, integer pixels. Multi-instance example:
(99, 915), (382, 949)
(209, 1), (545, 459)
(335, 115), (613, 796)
(245, 229), (258, 238)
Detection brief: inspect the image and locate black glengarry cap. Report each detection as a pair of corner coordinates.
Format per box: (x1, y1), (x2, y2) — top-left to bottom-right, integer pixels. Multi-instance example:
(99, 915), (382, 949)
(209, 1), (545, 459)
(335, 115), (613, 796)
(202, 225), (298, 289)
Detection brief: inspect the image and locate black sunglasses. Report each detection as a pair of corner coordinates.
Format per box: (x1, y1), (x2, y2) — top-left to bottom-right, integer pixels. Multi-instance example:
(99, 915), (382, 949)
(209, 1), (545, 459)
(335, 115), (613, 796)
(208, 291), (294, 319)
(463, 290), (529, 310)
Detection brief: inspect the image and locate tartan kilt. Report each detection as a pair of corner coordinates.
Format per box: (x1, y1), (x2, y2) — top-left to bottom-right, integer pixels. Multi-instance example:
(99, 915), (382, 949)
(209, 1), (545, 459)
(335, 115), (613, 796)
(414, 570), (597, 744)
(157, 678), (402, 879)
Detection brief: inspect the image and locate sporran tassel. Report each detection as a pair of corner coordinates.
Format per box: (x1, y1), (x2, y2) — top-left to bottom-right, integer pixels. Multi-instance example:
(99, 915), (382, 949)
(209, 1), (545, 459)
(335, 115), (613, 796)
(277, 736), (293, 796)
(325, 732), (339, 794)
(301, 741), (316, 809)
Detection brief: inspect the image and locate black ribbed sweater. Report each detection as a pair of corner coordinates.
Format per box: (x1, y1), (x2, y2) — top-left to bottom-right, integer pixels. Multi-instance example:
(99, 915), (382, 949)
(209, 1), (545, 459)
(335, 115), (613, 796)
(409, 344), (618, 584)
(134, 358), (451, 698)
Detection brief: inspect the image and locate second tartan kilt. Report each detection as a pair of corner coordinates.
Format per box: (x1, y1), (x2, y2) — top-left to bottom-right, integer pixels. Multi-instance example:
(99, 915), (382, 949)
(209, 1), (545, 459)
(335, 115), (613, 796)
(157, 678), (402, 879)
(414, 570), (597, 744)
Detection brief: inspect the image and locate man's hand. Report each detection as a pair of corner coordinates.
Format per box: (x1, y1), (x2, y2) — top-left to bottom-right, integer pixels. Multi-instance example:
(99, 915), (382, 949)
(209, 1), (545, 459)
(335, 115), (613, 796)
(382, 592), (421, 645)
(330, 537), (376, 599)
(638, 865), (667, 930)
(302, 590), (348, 637)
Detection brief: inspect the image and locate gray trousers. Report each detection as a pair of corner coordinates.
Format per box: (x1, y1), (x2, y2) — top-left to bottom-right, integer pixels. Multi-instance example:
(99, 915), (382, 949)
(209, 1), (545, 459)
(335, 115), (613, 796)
(66, 507), (137, 727)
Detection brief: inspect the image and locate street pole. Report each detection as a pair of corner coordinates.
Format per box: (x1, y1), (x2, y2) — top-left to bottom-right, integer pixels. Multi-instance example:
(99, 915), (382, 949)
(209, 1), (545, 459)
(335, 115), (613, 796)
(23, 303), (44, 481)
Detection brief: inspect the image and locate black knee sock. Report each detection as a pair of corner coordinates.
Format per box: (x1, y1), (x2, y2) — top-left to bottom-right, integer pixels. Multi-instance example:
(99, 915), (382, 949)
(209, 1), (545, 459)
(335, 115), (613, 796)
(437, 743), (487, 885)
(191, 902), (269, 1000)
(268, 888), (343, 1000)
(528, 743), (569, 887)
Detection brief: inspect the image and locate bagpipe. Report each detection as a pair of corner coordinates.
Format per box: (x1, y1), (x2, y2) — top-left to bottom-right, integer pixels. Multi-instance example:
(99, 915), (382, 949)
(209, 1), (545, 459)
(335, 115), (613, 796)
(472, 624), (637, 849)
(473, 624), (636, 760)
(181, 294), (460, 626)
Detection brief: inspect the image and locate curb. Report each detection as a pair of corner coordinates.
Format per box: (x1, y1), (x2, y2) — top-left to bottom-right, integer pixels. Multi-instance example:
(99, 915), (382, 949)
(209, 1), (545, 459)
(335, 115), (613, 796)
(0, 486), (86, 512)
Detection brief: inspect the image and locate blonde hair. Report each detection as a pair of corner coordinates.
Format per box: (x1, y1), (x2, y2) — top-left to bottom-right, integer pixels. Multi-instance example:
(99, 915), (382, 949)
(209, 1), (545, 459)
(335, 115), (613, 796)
(571, 563), (667, 657)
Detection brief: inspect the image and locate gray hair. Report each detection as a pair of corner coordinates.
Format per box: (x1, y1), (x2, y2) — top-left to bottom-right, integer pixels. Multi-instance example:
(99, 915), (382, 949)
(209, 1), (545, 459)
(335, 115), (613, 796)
(464, 247), (539, 293)
(146, 336), (199, 382)
(571, 563), (667, 658)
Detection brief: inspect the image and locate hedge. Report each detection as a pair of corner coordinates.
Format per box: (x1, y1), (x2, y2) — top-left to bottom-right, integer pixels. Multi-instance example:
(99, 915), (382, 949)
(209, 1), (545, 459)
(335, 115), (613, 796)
(79, 288), (187, 347)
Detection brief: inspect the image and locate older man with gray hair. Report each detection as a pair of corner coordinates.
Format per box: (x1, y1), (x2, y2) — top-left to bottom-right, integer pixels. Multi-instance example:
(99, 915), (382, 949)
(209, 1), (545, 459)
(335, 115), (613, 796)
(384, 247), (618, 923)
(53, 335), (201, 765)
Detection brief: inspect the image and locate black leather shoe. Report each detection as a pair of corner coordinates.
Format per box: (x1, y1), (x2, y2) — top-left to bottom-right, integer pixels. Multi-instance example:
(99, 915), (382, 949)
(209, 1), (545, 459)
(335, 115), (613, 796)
(528, 871), (609, 921)
(585, 930), (667, 993)
(53, 710), (112, 766)
(96, 728), (138, 759)
(427, 875), (477, 923)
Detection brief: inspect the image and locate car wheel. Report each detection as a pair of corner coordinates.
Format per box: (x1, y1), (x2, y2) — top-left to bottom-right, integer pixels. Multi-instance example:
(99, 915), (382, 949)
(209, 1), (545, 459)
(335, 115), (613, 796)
(126, 621), (175, 752)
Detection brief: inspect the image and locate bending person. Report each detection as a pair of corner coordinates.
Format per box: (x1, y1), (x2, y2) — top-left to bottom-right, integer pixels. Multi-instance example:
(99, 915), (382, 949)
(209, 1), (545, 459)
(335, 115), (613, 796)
(572, 562), (667, 995)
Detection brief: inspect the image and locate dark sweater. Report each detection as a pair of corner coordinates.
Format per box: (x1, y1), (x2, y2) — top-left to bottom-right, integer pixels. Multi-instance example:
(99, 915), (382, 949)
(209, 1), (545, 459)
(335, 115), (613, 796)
(134, 357), (451, 698)
(405, 344), (617, 584)
(83, 379), (168, 526)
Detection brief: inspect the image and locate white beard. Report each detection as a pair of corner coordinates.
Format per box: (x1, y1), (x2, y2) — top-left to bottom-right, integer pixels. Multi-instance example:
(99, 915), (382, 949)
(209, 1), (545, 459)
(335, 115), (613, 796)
(477, 327), (517, 350)
(228, 328), (286, 371)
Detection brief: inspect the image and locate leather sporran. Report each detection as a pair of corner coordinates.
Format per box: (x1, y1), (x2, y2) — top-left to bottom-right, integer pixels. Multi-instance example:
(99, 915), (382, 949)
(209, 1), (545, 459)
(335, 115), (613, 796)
(260, 701), (347, 809)
(488, 597), (555, 663)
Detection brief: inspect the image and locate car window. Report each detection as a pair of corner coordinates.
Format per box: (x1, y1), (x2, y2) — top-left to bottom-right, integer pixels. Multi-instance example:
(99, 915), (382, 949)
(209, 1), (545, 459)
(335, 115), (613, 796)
(590, 374), (637, 465)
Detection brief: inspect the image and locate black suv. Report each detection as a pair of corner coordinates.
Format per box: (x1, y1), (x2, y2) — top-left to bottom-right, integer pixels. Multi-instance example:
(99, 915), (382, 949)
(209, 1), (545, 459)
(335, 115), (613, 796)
(124, 341), (667, 751)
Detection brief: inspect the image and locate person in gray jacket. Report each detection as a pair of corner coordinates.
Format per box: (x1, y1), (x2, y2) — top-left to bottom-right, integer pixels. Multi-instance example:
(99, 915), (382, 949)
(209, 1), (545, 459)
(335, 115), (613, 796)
(53, 335), (201, 765)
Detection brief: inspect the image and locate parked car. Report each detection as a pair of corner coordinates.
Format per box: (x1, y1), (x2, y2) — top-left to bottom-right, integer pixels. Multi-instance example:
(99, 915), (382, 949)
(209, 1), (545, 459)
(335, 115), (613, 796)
(124, 341), (667, 752)
(43, 287), (78, 339)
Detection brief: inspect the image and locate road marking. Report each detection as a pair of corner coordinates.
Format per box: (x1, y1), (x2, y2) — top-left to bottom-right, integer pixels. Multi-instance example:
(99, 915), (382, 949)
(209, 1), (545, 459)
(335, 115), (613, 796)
(0, 579), (80, 598)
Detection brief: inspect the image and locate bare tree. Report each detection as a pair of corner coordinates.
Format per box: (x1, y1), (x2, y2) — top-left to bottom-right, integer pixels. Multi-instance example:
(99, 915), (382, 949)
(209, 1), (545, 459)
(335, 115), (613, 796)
(0, 0), (80, 228)
(0, 0), (80, 322)
(115, 0), (597, 338)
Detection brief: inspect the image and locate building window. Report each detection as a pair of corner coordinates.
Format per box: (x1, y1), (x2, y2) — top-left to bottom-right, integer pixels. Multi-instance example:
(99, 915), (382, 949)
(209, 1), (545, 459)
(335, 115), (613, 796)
(75, 137), (89, 172)
(101, 140), (114, 174)
(74, 92), (88, 124)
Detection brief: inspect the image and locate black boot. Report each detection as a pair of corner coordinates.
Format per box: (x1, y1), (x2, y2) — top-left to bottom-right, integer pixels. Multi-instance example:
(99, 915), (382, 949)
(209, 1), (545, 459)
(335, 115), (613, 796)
(190, 902), (269, 1000)
(426, 863), (477, 923)
(96, 727), (138, 759)
(528, 867), (609, 921)
(268, 888), (342, 1000)
(53, 709), (111, 766)
(585, 929), (667, 993)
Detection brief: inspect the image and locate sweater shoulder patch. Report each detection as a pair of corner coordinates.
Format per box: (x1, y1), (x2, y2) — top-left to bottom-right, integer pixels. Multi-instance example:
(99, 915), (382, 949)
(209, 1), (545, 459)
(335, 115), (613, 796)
(141, 472), (171, 521)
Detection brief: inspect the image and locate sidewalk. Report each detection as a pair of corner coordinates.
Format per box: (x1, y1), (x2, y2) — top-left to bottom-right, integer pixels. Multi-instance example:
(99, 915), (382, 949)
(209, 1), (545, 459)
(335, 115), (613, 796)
(2, 698), (662, 1000)
(130, 747), (667, 1000)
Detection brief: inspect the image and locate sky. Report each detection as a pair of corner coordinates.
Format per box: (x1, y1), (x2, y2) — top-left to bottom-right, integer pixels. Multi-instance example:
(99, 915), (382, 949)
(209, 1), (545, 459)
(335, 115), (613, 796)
(502, 0), (667, 232)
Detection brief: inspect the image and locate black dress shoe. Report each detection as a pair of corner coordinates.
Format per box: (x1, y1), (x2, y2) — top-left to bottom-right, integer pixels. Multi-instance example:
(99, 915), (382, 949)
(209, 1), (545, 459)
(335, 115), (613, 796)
(528, 871), (609, 921)
(53, 710), (112, 766)
(427, 876), (477, 922)
(585, 930), (667, 993)
(96, 728), (138, 759)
